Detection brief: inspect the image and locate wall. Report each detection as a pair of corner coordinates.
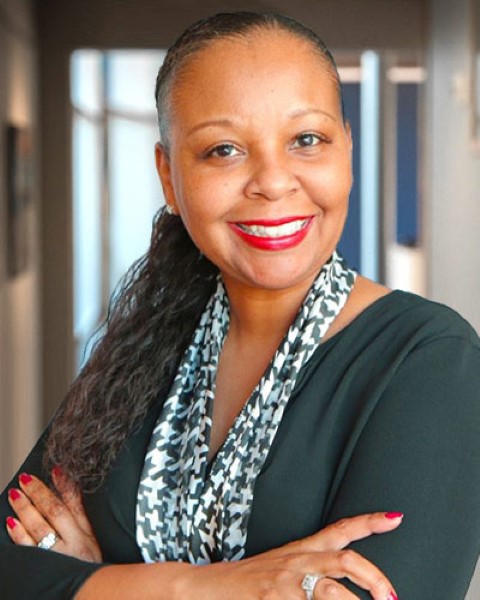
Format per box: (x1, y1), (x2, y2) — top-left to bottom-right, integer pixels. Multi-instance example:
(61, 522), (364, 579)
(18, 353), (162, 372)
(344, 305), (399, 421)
(37, 0), (426, 50)
(425, 5), (480, 596)
(0, 0), (40, 488)
(425, 0), (480, 332)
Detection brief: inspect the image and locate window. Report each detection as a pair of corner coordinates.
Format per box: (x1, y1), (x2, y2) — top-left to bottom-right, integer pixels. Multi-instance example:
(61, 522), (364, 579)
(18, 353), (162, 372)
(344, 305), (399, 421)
(71, 50), (166, 370)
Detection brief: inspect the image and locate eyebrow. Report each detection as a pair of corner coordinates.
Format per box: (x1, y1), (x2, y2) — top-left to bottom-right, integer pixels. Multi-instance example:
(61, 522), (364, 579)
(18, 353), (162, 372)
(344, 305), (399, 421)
(186, 107), (336, 136)
(187, 119), (235, 136)
(288, 107), (337, 122)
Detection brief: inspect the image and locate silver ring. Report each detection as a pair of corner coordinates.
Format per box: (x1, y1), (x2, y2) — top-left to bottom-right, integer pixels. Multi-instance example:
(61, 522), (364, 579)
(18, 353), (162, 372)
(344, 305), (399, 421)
(37, 531), (58, 551)
(301, 573), (324, 600)
(165, 204), (175, 215)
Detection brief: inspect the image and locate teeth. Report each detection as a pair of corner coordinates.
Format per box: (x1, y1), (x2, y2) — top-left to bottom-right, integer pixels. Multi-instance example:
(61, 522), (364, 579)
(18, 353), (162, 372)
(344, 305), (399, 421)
(239, 219), (309, 238)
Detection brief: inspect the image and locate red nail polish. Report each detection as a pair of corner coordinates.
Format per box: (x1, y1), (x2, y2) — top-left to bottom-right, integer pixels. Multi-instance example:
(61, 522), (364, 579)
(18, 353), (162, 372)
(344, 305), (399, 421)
(385, 512), (403, 520)
(8, 489), (21, 501)
(388, 592), (398, 600)
(52, 466), (62, 478)
(6, 517), (16, 530)
(19, 473), (32, 485)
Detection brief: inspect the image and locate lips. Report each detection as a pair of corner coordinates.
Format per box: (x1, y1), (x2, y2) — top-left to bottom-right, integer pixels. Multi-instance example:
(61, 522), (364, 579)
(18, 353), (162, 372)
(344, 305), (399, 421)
(229, 216), (313, 250)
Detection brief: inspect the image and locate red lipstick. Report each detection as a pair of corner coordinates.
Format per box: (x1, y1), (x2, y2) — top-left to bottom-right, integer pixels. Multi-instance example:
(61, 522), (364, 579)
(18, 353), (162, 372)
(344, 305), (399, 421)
(229, 216), (313, 251)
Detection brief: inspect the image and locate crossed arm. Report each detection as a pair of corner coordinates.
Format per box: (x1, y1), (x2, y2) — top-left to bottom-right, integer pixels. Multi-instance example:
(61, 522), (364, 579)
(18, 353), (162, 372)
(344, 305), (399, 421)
(6, 470), (402, 599)
(2, 335), (480, 599)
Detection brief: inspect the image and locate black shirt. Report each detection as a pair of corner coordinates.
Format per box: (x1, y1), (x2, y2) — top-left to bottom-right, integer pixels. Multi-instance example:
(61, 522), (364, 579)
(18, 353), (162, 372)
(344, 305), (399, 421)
(1, 291), (480, 599)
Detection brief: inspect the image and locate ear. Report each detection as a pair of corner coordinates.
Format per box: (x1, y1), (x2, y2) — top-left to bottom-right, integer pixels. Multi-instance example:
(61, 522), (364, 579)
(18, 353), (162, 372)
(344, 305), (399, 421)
(343, 120), (354, 187)
(344, 120), (353, 155)
(154, 142), (177, 209)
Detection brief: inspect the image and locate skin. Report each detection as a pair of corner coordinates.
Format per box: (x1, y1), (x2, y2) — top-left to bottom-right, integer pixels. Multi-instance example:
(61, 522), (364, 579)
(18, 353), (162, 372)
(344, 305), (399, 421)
(6, 31), (398, 599)
(161, 33), (352, 294)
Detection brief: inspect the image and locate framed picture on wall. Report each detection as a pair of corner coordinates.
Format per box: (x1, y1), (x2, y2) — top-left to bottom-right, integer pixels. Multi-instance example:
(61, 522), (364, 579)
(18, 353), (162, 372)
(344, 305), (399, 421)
(5, 125), (33, 278)
(471, 0), (480, 149)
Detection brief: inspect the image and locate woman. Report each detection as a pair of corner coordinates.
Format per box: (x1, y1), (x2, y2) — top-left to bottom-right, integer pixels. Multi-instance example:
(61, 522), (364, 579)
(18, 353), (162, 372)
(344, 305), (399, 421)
(1, 12), (480, 600)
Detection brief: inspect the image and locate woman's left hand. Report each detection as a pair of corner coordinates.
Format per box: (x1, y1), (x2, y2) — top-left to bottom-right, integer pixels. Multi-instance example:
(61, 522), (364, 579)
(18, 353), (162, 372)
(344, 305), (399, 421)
(5, 469), (102, 563)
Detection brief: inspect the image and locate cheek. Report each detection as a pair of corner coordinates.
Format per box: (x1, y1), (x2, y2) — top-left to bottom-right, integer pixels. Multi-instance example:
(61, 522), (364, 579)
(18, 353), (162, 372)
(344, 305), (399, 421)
(309, 166), (352, 210)
(326, 153), (352, 195)
(175, 168), (242, 220)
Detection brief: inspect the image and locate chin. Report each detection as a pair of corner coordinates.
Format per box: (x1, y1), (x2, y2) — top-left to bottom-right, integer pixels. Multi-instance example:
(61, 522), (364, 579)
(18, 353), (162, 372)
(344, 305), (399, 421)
(226, 262), (321, 293)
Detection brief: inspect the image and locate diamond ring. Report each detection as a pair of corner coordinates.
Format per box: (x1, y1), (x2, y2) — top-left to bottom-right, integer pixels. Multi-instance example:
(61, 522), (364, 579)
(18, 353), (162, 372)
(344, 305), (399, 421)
(301, 573), (325, 600)
(37, 531), (59, 551)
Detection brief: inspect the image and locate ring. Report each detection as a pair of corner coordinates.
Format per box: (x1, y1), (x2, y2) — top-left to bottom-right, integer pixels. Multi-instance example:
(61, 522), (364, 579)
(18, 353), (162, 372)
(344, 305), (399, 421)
(37, 531), (58, 551)
(301, 573), (325, 600)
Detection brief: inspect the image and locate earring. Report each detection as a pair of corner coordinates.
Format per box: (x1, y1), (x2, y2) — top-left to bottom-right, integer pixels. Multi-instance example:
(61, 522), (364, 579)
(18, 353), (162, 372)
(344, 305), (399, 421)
(165, 204), (176, 215)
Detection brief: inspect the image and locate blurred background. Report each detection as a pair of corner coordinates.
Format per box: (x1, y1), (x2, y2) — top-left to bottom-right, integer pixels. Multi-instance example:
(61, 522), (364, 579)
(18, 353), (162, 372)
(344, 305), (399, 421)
(0, 0), (479, 593)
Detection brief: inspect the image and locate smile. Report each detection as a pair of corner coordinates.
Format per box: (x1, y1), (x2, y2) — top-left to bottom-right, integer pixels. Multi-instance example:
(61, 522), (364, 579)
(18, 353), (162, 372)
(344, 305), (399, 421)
(229, 216), (314, 251)
(236, 218), (310, 238)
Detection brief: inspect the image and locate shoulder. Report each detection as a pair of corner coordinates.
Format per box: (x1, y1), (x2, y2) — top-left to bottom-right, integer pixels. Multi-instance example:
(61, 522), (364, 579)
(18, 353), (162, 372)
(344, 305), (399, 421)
(355, 289), (480, 415)
(381, 290), (479, 348)
(328, 267), (478, 347)
(347, 275), (479, 349)
(302, 276), (480, 390)
(362, 294), (480, 450)
(308, 281), (480, 395)
(345, 288), (480, 430)
(294, 282), (480, 456)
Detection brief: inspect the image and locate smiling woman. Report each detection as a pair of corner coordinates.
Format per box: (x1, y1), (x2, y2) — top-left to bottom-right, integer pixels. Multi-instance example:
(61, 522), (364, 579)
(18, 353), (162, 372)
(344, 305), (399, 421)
(156, 29), (351, 293)
(1, 11), (480, 600)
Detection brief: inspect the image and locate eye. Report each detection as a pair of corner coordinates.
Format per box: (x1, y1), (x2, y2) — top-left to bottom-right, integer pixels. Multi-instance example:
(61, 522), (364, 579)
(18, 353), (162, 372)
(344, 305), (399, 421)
(205, 143), (241, 159)
(291, 132), (326, 149)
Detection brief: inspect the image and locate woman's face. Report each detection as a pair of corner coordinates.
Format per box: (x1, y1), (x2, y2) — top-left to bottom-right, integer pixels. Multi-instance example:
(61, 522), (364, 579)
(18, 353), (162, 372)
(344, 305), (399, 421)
(157, 31), (352, 294)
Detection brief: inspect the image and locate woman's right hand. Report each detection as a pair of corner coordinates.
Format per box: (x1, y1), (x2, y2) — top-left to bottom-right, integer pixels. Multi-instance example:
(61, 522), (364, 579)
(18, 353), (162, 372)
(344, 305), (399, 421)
(177, 511), (402, 599)
(6, 470), (102, 563)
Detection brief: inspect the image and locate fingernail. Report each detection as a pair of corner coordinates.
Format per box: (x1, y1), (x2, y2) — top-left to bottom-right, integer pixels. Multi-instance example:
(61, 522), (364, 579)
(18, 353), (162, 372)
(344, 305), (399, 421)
(19, 473), (32, 485)
(6, 517), (16, 530)
(52, 466), (62, 478)
(388, 592), (398, 600)
(8, 488), (21, 501)
(385, 512), (403, 520)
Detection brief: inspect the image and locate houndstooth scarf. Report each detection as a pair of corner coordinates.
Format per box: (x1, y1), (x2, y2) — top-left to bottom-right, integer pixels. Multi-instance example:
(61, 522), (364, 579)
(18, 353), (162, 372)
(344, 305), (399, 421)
(136, 251), (356, 564)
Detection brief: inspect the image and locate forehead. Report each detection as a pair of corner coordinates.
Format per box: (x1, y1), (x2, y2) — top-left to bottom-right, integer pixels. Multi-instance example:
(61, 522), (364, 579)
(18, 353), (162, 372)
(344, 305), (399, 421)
(169, 30), (339, 124)
(178, 29), (332, 82)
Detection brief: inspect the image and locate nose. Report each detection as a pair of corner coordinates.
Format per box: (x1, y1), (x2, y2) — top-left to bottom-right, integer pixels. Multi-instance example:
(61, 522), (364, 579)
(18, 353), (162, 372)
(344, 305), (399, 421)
(244, 151), (299, 202)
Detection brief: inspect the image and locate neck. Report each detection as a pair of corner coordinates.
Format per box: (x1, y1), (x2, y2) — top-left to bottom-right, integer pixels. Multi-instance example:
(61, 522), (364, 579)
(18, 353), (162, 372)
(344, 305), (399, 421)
(222, 275), (315, 344)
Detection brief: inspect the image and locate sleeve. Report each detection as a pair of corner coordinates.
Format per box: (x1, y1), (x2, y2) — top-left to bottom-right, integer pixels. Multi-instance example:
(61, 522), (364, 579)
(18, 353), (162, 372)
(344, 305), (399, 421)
(0, 430), (105, 599)
(325, 334), (480, 599)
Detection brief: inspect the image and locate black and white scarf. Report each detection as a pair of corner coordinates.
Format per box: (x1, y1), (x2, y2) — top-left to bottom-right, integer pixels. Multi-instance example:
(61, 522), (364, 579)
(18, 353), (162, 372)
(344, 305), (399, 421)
(136, 252), (356, 564)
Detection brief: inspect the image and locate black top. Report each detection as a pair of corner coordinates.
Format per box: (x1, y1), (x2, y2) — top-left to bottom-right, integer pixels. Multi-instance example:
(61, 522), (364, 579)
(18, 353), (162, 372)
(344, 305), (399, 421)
(1, 291), (480, 599)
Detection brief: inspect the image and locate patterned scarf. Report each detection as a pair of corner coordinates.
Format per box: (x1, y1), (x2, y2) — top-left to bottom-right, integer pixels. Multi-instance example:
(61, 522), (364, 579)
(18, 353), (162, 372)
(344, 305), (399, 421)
(136, 252), (356, 564)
